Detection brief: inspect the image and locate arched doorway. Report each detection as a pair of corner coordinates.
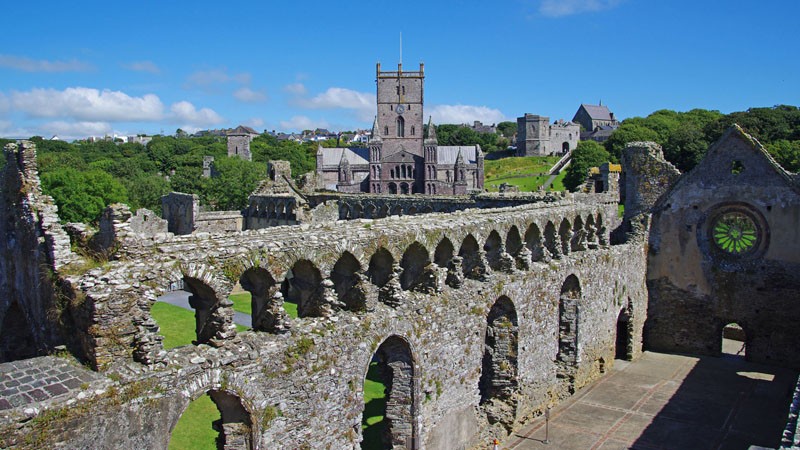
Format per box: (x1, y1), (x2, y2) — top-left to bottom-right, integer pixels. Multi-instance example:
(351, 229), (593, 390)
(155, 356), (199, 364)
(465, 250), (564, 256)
(169, 389), (253, 450)
(557, 275), (581, 384)
(281, 260), (323, 318)
(479, 296), (519, 429)
(722, 322), (746, 359)
(0, 302), (38, 362)
(362, 336), (417, 449)
(615, 303), (633, 360)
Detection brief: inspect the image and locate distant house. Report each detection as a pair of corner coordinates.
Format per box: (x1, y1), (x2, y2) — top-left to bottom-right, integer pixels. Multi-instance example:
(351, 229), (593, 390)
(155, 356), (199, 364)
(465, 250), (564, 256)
(573, 103), (620, 143)
(227, 125), (260, 160)
(470, 121), (496, 134)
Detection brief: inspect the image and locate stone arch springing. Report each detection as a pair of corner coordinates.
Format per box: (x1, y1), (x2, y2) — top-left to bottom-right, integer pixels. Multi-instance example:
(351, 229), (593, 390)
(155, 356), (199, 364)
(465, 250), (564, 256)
(615, 300), (633, 360)
(353, 203), (364, 219)
(400, 242), (434, 292)
(0, 301), (38, 362)
(558, 218), (572, 256)
(340, 204), (351, 220)
(543, 221), (560, 259)
(183, 275), (230, 345)
(570, 216), (586, 252)
(479, 296), (519, 429)
(524, 223), (546, 262)
(170, 389), (254, 450)
(459, 234), (486, 280)
(557, 274), (581, 383)
(378, 204), (389, 218)
(281, 259), (323, 318)
(331, 251), (367, 311)
(407, 206), (418, 215)
(367, 247), (394, 288)
(362, 335), (417, 449)
(391, 205), (403, 216)
(239, 267), (285, 332)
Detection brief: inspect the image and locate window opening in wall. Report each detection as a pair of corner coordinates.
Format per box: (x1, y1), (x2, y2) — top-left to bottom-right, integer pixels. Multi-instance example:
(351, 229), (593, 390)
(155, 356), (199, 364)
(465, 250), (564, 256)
(397, 116), (405, 137)
(731, 160), (744, 174)
(169, 390), (253, 450)
(615, 305), (632, 360)
(713, 212), (757, 255)
(721, 322), (746, 360)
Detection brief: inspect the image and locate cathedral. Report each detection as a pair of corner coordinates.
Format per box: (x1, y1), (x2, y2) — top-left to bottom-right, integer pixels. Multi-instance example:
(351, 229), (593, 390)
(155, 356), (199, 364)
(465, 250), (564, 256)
(316, 63), (484, 195)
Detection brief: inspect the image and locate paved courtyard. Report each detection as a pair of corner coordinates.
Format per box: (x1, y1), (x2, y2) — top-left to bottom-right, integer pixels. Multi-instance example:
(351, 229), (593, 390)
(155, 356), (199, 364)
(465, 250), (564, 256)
(504, 347), (797, 450)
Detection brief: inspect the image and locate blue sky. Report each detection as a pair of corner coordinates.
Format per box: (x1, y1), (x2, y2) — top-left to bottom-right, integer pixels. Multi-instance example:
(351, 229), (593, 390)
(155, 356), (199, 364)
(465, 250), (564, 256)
(1, 0), (797, 140)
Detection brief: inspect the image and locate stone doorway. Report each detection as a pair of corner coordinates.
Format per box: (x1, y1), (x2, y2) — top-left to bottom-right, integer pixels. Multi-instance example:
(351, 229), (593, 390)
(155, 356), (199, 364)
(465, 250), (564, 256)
(169, 390), (253, 450)
(479, 296), (519, 429)
(615, 305), (632, 360)
(0, 302), (37, 362)
(362, 335), (417, 449)
(722, 322), (746, 359)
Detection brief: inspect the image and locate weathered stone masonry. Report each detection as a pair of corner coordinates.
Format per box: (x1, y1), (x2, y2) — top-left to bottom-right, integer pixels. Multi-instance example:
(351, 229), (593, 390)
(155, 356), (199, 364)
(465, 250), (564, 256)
(0, 141), (648, 449)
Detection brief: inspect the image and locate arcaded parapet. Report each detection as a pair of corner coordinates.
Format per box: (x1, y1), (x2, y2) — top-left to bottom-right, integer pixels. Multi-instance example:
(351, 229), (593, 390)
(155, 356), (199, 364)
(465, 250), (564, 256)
(161, 192), (198, 235)
(0, 142), (91, 364)
(621, 141), (681, 223)
(646, 126), (800, 368)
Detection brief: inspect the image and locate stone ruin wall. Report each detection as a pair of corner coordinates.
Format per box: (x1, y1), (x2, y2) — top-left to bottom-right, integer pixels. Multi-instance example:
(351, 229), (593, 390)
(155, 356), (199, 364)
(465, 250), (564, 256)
(0, 172), (649, 449)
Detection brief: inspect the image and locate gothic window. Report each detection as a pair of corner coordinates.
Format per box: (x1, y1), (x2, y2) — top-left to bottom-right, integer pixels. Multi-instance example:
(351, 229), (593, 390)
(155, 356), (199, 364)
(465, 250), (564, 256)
(384, 126), (388, 136)
(390, 168), (395, 179)
(396, 85), (400, 95)
(397, 116), (405, 137)
(411, 126), (415, 136)
(402, 86), (405, 95)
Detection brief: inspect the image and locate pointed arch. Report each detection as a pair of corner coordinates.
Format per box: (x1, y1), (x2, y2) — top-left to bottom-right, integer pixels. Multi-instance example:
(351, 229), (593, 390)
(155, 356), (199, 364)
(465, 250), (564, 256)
(459, 234), (486, 280)
(558, 218), (572, 256)
(400, 242), (432, 291)
(170, 389), (254, 450)
(433, 237), (455, 268)
(524, 223), (545, 262)
(479, 296), (519, 427)
(281, 259), (323, 318)
(368, 247), (394, 288)
(331, 252), (366, 311)
(570, 216), (585, 252)
(483, 230), (504, 271)
(362, 335), (417, 448)
(543, 221), (559, 258)
(557, 275), (581, 381)
(505, 226), (523, 259)
(239, 267), (279, 332)
(183, 275), (227, 344)
(396, 116), (405, 137)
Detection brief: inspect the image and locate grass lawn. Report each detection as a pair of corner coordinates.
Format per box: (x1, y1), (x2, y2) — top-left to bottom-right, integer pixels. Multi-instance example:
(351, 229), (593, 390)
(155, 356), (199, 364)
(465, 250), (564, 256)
(484, 156), (564, 192)
(151, 301), (247, 349)
(549, 170), (567, 191)
(361, 362), (387, 450)
(229, 291), (298, 319)
(169, 393), (220, 450)
(229, 292), (252, 315)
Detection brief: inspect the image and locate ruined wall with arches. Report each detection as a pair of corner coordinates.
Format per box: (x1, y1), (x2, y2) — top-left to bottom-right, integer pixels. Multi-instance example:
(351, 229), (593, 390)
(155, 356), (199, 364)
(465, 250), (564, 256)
(0, 178), (650, 449)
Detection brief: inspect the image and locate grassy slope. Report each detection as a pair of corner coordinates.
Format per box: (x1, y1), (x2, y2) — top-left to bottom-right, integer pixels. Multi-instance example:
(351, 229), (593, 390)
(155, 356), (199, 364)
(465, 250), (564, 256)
(484, 156), (564, 192)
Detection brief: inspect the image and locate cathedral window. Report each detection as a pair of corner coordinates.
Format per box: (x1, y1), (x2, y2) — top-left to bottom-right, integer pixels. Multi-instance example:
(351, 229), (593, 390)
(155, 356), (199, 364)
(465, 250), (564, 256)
(396, 116), (405, 137)
(411, 126), (415, 136)
(384, 126), (388, 136)
(402, 86), (405, 95)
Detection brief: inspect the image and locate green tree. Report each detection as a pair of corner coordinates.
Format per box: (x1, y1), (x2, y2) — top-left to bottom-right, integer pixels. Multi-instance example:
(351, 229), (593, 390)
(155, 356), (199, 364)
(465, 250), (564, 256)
(41, 169), (128, 223)
(604, 123), (660, 162)
(203, 157), (266, 210)
(564, 141), (610, 192)
(496, 121), (517, 139)
(766, 140), (800, 172)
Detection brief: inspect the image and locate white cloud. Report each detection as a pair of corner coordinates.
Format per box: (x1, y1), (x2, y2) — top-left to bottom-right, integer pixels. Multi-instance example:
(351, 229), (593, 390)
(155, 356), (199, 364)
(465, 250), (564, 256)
(283, 83), (307, 95)
(233, 87), (268, 103)
(0, 55), (93, 72)
(185, 68), (251, 88)
(123, 60), (161, 74)
(244, 117), (265, 128)
(40, 121), (113, 137)
(296, 87), (376, 121)
(279, 115), (330, 132)
(428, 104), (506, 125)
(539, 0), (623, 17)
(11, 87), (164, 122)
(169, 101), (223, 127)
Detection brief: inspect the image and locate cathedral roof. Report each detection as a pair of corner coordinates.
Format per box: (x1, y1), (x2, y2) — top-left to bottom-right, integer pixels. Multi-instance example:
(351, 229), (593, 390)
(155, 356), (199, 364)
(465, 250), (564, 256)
(579, 104), (614, 121)
(320, 147), (369, 166)
(437, 146), (480, 165)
